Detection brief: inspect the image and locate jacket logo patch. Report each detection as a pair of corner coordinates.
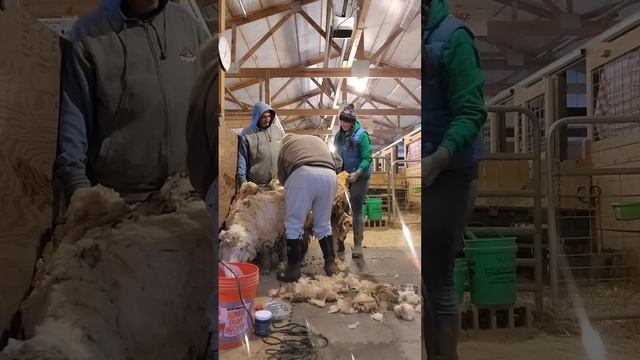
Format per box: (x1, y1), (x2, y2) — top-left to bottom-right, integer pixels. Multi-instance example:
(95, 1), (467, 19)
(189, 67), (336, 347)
(179, 47), (197, 63)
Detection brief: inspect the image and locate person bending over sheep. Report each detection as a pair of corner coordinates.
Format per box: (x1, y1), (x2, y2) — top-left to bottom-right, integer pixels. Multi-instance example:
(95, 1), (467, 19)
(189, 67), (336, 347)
(276, 133), (343, 282)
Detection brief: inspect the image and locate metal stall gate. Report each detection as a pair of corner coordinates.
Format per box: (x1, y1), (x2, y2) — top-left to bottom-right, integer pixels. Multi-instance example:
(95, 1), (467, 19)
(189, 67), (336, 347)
(390, 159), (421, 226)
(471, 106), (544, 318)
(547, 116), (640, 320)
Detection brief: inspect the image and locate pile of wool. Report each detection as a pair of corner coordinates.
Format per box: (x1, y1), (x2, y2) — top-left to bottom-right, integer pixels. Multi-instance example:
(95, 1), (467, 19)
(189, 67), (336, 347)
(219, 180), (286, 262)
(0, 175), (213, 360)
(268, 272), (421, 321)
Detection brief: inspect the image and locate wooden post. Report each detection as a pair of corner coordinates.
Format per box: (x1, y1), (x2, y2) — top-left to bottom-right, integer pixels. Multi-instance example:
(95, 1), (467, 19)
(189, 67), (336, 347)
(219, 0), (225, 117)
(265, 73), (271, 105)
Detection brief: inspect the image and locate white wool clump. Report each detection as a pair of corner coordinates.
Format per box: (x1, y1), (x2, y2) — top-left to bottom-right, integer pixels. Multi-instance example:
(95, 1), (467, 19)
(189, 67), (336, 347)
(219, 181), (285, 262)
(1, 176), (212, 360)
(399, 290), (421, 306)
(371, 313), (384, 322)
(271, 273), (405, 318)
(394, 303), (416, 321)
(414, 304), (422, 313)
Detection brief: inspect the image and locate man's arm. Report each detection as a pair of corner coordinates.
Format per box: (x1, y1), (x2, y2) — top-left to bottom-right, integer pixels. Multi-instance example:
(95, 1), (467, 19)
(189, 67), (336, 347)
(440, 29), (487, 156)
(237, 135), (249, 183)
(357, 132), (373, 172)
(277, 144), (286, 186)
(54, 40), (95, 201)
(186, 38), (219, 199)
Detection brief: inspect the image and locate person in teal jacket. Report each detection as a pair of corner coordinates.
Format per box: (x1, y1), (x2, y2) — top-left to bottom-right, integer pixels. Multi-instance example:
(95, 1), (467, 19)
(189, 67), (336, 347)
(334, 104), (373, 259)
(422, 1), (487, 359)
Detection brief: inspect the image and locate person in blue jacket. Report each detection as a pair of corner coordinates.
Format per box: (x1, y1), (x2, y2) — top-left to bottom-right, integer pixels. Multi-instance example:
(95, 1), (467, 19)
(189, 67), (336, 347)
(334, 104), (373, 259)
(422, 1), (487, 359)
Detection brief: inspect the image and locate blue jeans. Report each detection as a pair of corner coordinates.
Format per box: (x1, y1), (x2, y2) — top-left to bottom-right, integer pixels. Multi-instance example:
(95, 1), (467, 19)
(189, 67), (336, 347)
(349, 175), (370, 240)
(422, 167), (474, 358)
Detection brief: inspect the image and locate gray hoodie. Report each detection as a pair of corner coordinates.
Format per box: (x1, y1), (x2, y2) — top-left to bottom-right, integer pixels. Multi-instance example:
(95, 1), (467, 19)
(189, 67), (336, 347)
(54, 0), (208, 202)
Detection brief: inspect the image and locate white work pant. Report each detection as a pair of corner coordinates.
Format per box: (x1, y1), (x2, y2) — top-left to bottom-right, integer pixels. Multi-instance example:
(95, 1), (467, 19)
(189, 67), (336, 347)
(284, 165), (337, 240)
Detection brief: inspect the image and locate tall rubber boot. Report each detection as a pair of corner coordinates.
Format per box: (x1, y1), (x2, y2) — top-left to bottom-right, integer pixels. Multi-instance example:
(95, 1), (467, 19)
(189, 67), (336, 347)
(437, 314), (460, 360)
(352, 224), (363, 258)
(318, 235), (338, 276)
(277, 238), (301, 282)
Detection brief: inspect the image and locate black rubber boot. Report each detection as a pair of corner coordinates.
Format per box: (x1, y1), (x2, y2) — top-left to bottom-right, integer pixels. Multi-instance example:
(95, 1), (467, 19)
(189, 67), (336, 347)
(437, 314), (460, 360)
(318, 235), (338, 276)
(277, 238), (301, 283)
(351, 223), (364, 259)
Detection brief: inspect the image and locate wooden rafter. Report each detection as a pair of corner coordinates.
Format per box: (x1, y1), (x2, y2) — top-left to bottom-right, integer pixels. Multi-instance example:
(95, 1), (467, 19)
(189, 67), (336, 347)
(239, 11), (295, 66)
(490, 0), (554, 18)
(226, 108), (420, 120)
(273, 89), (323, 108)
(298, 10), (342, 54)
(227, 67), (421, 79)
(224, 0), (320, 29)
(272, 77), (296, 101)
(345, 86), (407, 110)
(394, 78), (420, 105)
(365, 101), (396, 129)
(225, 87), (248, 110)
(310, 78), (335, 102)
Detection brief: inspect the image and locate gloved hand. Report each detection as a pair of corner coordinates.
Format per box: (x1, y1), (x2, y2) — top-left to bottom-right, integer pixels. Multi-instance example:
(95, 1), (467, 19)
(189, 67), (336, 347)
(348, 169), (362, 183)
(422, 147), (451, 187)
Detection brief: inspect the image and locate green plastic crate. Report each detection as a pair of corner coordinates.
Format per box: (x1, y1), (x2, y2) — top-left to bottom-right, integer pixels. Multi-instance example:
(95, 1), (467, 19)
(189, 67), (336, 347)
(612, 202), (640, 221)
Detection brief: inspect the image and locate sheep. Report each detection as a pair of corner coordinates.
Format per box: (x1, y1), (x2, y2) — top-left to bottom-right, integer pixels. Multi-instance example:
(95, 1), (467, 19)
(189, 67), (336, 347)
(0, 175), (212, 360)
(218, 180), (286, 262)
(219, 172), (353, 265)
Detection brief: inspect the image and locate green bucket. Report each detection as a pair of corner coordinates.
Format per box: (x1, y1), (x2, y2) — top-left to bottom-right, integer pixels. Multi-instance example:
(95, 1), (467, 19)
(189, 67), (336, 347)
(465, 237), (517, 306)
(454, 259), (468, 304)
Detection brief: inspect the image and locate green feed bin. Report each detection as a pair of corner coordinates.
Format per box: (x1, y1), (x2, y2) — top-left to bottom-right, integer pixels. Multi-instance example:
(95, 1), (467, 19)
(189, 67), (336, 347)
(366, 197), (383, 221)
(612, 201), (640, 221)
(465, 237), (517, 307)
(454, 259), (468, 305)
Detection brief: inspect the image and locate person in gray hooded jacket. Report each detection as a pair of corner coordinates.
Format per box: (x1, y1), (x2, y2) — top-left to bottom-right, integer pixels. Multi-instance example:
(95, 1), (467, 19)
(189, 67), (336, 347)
(54, 0), (208, 204)
(236, 102), (285, 185)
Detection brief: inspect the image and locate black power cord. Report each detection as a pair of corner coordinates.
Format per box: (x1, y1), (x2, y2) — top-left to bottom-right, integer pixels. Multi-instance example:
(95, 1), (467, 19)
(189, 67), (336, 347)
(262, 322), (329, 360)
(219, 261), (329, 359)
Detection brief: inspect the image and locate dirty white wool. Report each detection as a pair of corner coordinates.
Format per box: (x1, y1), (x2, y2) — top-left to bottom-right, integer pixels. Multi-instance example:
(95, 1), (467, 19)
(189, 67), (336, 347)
(0, 176), (213, 360)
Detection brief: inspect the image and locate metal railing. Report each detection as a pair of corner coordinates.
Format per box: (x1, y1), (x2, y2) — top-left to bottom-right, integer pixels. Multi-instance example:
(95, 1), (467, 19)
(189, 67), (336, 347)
(390, 159), (421, 225)
(474, 106), (544, 318)
(546, 116), (640, 320)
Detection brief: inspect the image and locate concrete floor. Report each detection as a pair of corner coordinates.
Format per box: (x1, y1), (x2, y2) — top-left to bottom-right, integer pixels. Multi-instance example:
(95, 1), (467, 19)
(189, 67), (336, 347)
(219, 225), (423, 360)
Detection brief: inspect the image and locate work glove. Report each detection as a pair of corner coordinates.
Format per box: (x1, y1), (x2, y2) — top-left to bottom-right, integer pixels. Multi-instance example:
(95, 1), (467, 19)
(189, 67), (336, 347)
(422, 147), (451, 187)
(348, 169), (362, 184)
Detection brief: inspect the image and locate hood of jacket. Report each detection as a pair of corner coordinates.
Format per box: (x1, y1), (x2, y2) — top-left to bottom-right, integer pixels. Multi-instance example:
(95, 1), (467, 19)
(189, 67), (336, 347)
(425, 0), (449, 31)
(247, 102), (276, 131)
(100, 0), (170, 19)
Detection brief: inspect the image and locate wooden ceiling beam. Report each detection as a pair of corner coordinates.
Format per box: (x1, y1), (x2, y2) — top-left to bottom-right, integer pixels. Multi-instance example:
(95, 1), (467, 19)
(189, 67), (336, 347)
(394, 78), (420, 105)
(227, 67), (420, 79)
(490, 0), (555, 18)
(225, 108), (420, 120)
(239, 11), (295, 66)
(298, 10), (342, 54)
(224, 0), (320, 29)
